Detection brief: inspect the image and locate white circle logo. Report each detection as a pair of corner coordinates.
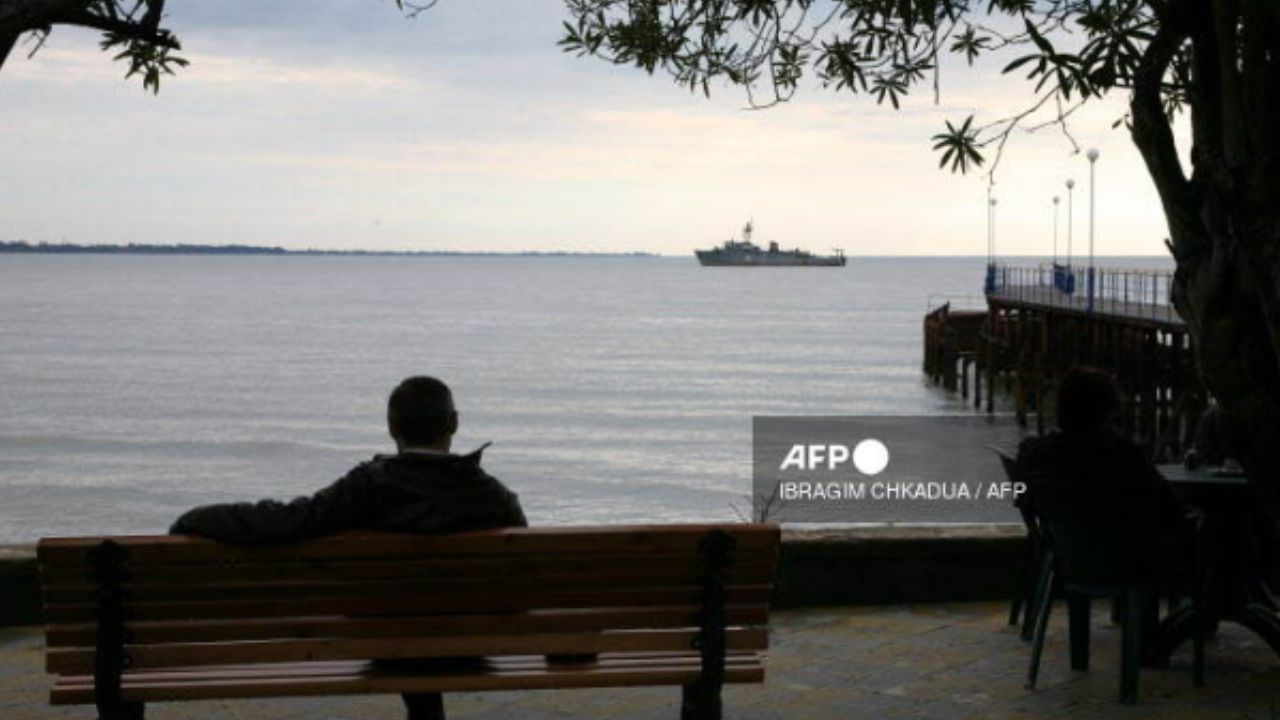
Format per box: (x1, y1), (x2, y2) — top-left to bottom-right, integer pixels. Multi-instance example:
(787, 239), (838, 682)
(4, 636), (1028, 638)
(853, 439), (890, 476)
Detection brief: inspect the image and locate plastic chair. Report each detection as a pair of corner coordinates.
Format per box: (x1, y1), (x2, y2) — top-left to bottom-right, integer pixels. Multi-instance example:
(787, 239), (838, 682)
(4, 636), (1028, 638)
(1026, 518), (1206, 703)
(990, 446), (1043, 641)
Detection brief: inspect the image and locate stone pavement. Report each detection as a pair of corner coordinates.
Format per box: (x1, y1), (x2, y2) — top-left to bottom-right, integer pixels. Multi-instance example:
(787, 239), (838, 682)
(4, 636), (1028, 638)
(2, 602), (1276, 720)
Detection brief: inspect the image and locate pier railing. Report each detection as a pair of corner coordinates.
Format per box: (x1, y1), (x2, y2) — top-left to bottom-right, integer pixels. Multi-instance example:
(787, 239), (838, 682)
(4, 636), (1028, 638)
(985, 263), (1180, 325)
(925, 293), (987, 313)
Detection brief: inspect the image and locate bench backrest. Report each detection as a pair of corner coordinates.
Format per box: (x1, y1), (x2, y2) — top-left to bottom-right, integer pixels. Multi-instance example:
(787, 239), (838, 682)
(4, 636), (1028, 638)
(38, 525), (779, 677)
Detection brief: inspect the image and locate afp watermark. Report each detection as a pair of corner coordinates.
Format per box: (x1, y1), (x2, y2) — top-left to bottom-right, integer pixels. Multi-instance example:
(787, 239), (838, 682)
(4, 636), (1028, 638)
(752, 416), (1030, 524)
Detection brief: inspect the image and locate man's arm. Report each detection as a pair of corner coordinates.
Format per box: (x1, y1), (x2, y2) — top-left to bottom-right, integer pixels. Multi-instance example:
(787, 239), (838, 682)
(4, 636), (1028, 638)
(507, 489), (529, 528)
(170, 465), (374, 545)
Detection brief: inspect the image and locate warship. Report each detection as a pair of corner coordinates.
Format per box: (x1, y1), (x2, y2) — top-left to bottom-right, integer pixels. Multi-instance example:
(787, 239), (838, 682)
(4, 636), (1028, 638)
(695, 222), (846, 267)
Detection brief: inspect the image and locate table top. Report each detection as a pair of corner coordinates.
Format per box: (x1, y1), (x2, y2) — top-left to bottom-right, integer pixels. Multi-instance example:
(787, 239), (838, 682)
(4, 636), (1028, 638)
(1157, 464), (1250, 487)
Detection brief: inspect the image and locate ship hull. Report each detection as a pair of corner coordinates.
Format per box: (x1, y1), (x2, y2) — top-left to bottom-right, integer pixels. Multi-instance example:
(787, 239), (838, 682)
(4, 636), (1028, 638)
(695, 250), (846, 267)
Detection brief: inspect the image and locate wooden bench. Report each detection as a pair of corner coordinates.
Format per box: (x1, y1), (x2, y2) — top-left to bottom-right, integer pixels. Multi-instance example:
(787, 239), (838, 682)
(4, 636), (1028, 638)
(38, 524), (779, 720)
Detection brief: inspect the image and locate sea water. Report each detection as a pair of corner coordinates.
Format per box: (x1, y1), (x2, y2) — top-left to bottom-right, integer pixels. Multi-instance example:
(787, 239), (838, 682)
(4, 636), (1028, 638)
(0, 254), (1170, 542)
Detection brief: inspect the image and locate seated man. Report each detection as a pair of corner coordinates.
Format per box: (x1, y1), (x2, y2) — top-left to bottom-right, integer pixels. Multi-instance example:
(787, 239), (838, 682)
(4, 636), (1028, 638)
(171, 375), (525, 720)
(1016, 367), (1192, 589)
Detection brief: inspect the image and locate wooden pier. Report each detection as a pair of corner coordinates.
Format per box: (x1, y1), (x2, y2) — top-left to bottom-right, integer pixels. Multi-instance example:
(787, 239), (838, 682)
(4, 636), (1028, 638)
(924, 264), (1204, 460)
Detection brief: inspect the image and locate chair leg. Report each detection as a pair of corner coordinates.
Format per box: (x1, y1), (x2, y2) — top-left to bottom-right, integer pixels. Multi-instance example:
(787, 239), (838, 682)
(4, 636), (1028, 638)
(1192, 611), (1206, 687)
(1026, 566), (1055, 690)
(1023, 549), (1054, 642)
(1012, 539), (1040, 628)
(1166, 588), (1206, 678)
(1119, 589), (1143, 704)
(1068, 595), (1091, 671)
(1192, 523), (1212, 687)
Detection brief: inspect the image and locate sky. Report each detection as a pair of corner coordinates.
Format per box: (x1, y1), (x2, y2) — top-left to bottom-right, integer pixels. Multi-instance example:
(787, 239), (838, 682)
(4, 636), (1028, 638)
(1, 0), (1183, 256)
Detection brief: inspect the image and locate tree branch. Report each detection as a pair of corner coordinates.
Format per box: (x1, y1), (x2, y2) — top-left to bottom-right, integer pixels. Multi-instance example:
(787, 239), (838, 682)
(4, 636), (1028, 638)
(1211, 0), (1247, 167)
(0, 0), (83, 36)
(56, 5), (177, 49)
(0, 30), (16, 67)
(1129, 18), (1199, 257)
(0, 0), (175, 74)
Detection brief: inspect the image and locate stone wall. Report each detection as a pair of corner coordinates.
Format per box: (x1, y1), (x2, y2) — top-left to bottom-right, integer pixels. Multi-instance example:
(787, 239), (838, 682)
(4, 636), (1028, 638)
(0, 528), (1031, 627)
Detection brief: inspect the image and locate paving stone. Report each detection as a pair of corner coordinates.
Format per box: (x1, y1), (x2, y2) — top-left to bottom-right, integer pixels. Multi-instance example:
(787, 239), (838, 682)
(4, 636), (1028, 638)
(4, 602), (1277, 719)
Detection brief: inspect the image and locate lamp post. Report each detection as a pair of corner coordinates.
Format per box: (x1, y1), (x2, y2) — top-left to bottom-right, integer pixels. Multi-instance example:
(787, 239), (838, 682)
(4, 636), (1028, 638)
(1065, 179), (1075, 265)
(1086, 148), (1099, 312)
(990, 196), (998, 254)
(984, 184), (997, 294)
(1052, 196), (1060, 265)
(986, 185), (991, 262)
(1051, 195), (1061, 291)
(1065, 179), (1076, 294)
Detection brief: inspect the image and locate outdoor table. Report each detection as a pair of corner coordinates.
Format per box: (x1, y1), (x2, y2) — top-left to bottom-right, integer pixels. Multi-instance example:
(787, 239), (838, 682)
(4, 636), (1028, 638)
(1156, 464), (1280, 658)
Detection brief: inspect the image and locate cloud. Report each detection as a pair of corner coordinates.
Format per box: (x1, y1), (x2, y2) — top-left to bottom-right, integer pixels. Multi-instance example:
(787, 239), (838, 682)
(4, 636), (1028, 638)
(0, 0), (1179, 256)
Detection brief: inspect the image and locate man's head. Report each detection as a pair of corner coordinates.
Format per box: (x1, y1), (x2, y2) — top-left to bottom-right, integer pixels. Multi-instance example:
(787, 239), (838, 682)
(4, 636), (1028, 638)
(387, 376), (458, 451)
(1056, 367), (1120, 434)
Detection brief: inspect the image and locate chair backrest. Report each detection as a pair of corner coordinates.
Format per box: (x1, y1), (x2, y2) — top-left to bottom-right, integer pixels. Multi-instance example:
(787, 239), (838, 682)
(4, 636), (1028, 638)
(38, 525), (779, 676)
(990, 446), (1038, 541)
(1038, 518), (1132, 587)
(1012, 451), (1156, 588)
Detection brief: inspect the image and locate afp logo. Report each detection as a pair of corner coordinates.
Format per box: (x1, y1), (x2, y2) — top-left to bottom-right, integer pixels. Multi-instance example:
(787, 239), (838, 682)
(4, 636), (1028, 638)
(778, 439), (890, 475)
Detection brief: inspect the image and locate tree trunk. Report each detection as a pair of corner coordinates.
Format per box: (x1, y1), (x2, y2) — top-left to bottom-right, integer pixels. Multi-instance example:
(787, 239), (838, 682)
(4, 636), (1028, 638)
(1171, 217), (1280, 519)
(1130, 2), (1280, 521)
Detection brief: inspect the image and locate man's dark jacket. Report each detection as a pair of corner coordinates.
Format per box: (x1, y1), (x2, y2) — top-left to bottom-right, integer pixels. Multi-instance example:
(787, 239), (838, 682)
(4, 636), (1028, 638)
(1015, 430), (1182, 523)
(170, 446), (526, 545)
(1015, 430), (1189, 583)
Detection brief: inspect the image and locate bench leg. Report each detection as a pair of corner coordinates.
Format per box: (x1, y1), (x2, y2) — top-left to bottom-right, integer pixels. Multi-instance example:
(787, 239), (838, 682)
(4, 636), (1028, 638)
(681, 682), (722, 720)
(403, 692), (445, 720)
(96, 701), (144, 720)
(1068, 595), (1091, 671)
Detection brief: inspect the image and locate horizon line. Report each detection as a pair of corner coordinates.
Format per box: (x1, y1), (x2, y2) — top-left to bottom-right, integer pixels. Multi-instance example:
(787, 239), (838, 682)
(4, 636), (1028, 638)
(0, 241), (1173, 259)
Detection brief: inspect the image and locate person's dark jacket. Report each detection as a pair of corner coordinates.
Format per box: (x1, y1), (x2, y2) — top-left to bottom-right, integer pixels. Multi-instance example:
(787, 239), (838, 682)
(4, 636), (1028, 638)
(170, 446), (526, 545)
(1015, 430), (1190, 583)
(1016, 430), (1182, 524)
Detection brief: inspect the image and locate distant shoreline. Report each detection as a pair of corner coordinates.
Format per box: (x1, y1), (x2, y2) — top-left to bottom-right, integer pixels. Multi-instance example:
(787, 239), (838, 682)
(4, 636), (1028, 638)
(0, 242), (1173, 260)
(0, 241), (659, 258)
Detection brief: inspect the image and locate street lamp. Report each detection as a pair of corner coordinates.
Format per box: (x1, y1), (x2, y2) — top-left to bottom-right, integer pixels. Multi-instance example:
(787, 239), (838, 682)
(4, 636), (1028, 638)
(1086, 148), (1100, 312)
(983, 185), (999, 294)
(990, 196), (998, 257)
(1065, 179), (1075, 266)
(1052, 195), (1060, 265)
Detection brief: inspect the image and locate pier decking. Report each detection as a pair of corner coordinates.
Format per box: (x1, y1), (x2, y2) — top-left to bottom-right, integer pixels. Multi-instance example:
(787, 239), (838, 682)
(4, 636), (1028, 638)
(925, 263), (1201, 459)
(5, 602), (1278, 719)
(988, 264), (1182, 328)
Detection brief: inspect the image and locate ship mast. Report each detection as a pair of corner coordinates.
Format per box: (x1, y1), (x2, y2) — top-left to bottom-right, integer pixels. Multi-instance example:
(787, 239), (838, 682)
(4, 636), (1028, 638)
(743, 220), (753, 244)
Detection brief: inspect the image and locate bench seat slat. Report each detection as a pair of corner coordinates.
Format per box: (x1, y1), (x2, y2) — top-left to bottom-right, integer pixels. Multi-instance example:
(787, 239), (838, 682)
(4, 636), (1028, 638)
(54, 652), (762, 684)
(47, 627), (769, 673)
(40, 551), (778, 591)
(54, 652), (764, 685)
(42, 566), (778, 604)
(44, 585), (775, 622)
(38, 526), (779, 565)
(51, 653), (767, 704)
(47, 605), (771, 647)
